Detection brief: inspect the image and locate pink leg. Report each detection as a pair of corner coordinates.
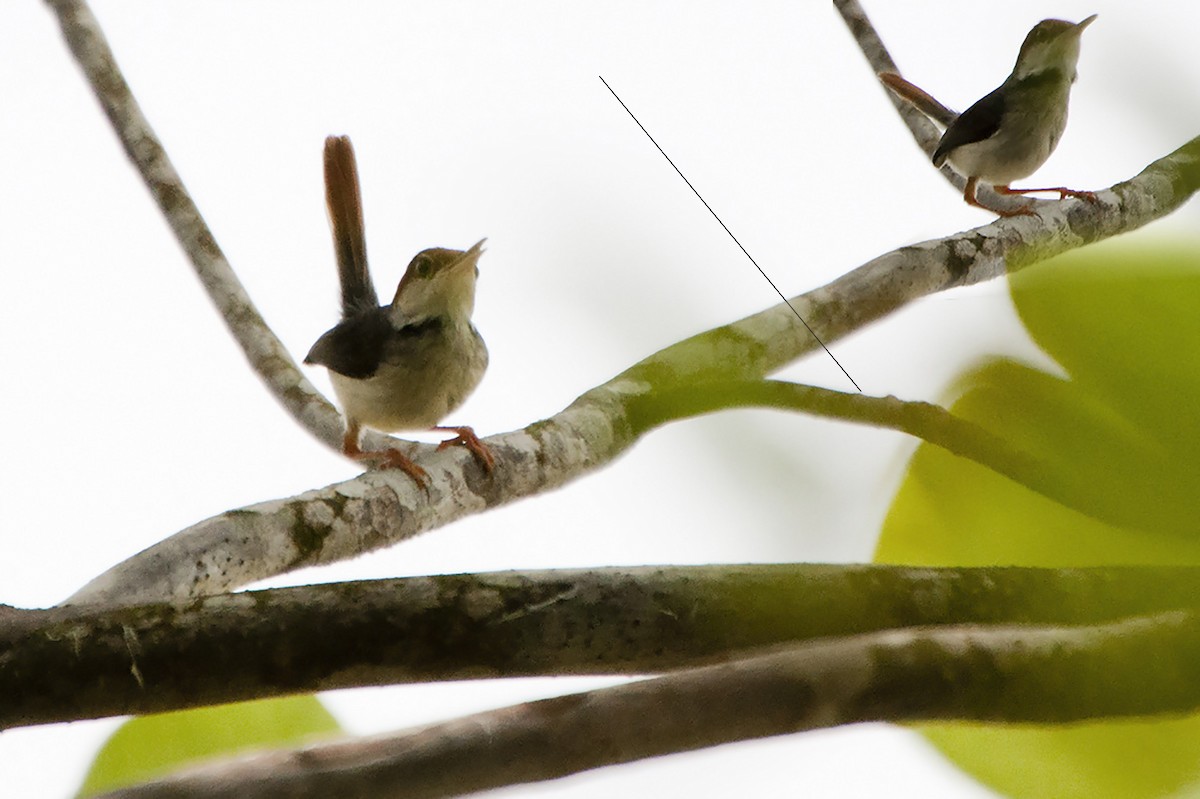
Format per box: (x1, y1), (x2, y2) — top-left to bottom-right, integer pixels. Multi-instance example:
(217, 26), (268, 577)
(997, 184), (1098, 203)
(342, 419), (430, 488)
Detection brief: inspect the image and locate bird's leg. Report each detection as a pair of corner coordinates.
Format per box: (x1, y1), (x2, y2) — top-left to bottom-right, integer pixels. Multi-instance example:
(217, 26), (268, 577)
(996, 184), (1098, 203)
(966, 178), (1036, 217)
(342, 419), (430, 488)
(961, 175), (984, 208)
(432, 425), (495, 474)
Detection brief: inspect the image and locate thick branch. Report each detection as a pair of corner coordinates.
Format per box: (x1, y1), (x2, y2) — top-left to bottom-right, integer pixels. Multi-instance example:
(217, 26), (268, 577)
(16, 564), (1200, 730)
(96, 612), (1200, 799)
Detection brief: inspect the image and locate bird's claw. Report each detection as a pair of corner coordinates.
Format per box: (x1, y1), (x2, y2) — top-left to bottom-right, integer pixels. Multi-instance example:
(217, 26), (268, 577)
(434, 426), (495, 474)
(344, 434), (431, 490)
(1058, 188), (1098, 203)
(375, 449), (432, 489)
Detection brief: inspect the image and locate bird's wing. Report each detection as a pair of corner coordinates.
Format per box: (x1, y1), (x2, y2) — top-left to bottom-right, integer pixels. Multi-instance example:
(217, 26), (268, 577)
(380, 316), (446, 364)
(932, 85), (1006, 168)
(304, 308), (392, 379)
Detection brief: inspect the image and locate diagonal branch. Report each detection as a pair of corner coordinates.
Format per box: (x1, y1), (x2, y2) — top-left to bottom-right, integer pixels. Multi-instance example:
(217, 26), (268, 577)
(832, 0), (951, 172)
(68, 134), (1200, 605)
(49, 0), (1200, 605)
(94, 611), (1200, 799)
(45, 0), (362, 454)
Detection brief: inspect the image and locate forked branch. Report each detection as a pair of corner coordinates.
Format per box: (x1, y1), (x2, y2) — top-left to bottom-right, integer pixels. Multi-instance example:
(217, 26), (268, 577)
(48, 0), (1200, 606)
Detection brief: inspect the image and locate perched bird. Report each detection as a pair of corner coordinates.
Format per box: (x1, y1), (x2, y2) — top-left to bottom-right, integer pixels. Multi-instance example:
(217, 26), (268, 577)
(305, 135), (491, 486)
(882, 15), (1098, 216)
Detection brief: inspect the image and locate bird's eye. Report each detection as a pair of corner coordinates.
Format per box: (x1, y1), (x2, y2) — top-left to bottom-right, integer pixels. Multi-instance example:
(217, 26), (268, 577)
(415, 257), (433, 278)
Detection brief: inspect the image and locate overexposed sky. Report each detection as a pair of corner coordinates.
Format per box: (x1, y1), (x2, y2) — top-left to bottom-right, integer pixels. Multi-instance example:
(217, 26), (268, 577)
(3, 1), (1198, 796)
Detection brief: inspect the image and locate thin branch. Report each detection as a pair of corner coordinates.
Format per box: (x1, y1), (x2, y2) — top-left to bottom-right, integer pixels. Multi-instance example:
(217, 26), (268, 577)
(45, 0), (353, 452)
(629, 378), (1054, 492)
(627, 379), (1183, 533)
(67, 134), (1200, 605)
(95, 612), (1200, 799)
(832, 0), (948, 164)
(17, 564), (1200, 729)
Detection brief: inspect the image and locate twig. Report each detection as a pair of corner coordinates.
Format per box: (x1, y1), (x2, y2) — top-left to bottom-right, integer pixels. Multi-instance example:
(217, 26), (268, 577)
(95, 612), (1200, 799)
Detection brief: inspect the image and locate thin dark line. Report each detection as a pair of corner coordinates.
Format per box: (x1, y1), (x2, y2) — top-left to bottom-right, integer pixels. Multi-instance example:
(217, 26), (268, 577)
(599, 75), (861, 393)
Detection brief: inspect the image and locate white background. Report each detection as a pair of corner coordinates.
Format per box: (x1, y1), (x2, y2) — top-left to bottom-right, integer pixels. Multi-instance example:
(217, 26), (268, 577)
(2, 1), (1198, 796)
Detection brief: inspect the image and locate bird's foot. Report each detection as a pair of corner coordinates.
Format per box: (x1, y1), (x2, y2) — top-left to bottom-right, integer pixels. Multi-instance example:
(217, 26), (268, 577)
(433, 425), (495, 474)
(369, 449), (431, 488)
(343, 429), (430, 489)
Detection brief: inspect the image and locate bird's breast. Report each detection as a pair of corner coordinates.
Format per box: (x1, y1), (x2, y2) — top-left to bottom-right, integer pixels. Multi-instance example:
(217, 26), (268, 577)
(329, 322), (487, 432)
(949, 81), (1072, 185)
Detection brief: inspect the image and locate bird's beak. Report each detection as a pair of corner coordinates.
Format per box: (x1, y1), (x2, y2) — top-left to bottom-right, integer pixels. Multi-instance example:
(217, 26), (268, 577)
(452, 238), (487, 272)
(1075, 14), (1098, 33)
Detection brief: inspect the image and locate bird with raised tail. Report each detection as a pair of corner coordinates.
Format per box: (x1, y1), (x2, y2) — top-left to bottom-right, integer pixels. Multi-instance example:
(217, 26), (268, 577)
(305, 135), (492, 486)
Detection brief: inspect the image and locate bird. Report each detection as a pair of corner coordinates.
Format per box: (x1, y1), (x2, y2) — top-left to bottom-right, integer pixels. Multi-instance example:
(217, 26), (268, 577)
(304, 135), (491, 487)
(882, 15), (1098, 216)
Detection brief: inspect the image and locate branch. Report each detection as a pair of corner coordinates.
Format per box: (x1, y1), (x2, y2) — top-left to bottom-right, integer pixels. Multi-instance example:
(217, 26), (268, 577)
(17, 564), (1200, 729)
(630, 378), (1060, 502)
(44, 0), (364, 453)
(832, 0), (950, 171)
(628, 378), (1190, 533)
(95, 611), (1200, 799)
(68, 134), (1200, 606)
(51, 0), (1200, 604)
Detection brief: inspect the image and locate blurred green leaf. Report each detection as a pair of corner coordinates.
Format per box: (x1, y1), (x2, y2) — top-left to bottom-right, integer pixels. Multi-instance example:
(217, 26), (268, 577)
(1014, 241), (1200, 450)
(77, 695), (341, 797)
(925, 719), (1200, 799)
(877, 239), (1200, 798)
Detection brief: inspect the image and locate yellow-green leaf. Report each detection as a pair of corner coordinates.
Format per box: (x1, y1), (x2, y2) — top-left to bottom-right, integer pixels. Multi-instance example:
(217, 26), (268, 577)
(77, 695), (341, 797)
(877, 238), (1200, 798)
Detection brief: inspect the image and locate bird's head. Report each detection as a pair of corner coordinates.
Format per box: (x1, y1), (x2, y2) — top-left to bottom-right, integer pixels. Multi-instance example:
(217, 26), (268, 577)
(390, 238), (486, 324)
(1012, 15), (1097, 82)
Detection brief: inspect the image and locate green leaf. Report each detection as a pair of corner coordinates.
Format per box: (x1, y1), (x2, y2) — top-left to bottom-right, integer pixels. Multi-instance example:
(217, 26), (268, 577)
(1013, 241), (1200, 451)
(77, 695), (341, 797)
(877, 238), (1200, 798)
(923, 719), (1200, 799)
